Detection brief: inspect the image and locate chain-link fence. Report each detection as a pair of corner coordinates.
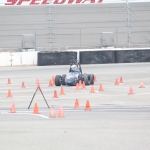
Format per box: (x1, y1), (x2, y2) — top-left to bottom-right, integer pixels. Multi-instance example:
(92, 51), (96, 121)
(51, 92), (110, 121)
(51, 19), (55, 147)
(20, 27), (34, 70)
(0, 2), (150, 51)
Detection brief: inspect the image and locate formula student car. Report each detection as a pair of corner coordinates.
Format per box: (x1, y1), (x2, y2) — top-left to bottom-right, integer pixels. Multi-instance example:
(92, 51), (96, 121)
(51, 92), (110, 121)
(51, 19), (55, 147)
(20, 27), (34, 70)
(55, 60), (94, 86)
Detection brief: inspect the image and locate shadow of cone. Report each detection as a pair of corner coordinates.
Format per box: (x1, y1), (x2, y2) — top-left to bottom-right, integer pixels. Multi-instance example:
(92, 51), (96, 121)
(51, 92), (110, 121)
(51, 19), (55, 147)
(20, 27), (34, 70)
(7, 89), (13, 98)
(10, 103), (16, 113)
(115, 78), (119, 85)
(99, 84), (104, 91)
(60, 87), (65, 95)
(75, 83), (80, 90)
(85, 100), (91, 111)
(128, 86), (134, 95)
(82, 81), (86, 88)
(139, 82), (145, 88)
(90, 85), (95, 93)
(74, 99), (80, 109)
(94, 75), (97, 82)
(48, 80), (53, 86)
(119, 77), (123, 83)
(21, 82), (26, 88)
(33, 103), (40, 114)
(58, 106), (65, 118)
(49, 106), (56, 118)
(8, 78), (11, 84)
(36, 78), (40, 85)
(53, 90), (59, 98)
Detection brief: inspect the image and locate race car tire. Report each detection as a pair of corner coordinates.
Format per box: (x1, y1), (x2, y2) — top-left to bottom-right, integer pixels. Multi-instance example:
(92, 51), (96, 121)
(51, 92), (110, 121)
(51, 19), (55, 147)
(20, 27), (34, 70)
(55, 75), (62, 86)
(89, 74), (94, 85)
(83, 74), (89, 85)
(62, 74), (66, 85)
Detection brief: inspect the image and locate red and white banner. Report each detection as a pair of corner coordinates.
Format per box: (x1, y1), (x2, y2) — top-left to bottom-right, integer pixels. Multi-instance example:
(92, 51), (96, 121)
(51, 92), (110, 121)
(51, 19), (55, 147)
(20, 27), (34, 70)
(0, 0), (149, 5)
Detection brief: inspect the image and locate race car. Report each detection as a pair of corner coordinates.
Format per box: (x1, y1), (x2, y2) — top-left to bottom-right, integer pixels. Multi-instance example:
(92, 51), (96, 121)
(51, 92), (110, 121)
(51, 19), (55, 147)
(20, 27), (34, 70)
(55, 60), (94, 86)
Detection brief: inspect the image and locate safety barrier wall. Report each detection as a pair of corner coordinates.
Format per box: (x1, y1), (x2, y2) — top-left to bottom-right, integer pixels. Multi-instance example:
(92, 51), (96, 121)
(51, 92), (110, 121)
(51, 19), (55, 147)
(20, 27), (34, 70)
(37, 48), (150, 65)
(37, 51), (77, 66)
(1, 48), (150, 66)
(0, 52), (38, 66)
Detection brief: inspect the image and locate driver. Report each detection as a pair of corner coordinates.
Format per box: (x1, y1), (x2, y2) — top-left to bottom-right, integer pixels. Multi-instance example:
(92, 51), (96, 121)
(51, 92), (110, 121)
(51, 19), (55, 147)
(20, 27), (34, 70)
(70, 65), (77, 72)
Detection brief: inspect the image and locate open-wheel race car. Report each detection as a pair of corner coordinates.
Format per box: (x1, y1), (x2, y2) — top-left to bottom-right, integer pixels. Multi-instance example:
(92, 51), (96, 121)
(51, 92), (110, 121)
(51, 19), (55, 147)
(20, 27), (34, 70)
(55, 60), (94, 86)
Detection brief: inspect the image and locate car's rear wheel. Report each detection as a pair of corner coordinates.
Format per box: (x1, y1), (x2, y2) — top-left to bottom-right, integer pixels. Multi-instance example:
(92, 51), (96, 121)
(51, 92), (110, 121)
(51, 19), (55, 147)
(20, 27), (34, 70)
(55, 75), (62, 86)
(62, 74), (66, 85)
(83, 74), (89, 85)
(89, 74), (94, 85)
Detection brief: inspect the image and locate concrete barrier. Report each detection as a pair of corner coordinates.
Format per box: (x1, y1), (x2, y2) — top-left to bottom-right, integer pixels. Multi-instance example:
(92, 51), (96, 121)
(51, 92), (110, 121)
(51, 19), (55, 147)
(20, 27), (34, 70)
(0, 52), (11, 66)
(0, 52), (38, 66)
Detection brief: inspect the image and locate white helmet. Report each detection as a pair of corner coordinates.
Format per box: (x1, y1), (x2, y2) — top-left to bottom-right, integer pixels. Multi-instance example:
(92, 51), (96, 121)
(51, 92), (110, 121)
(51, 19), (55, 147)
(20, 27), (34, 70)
(71, 65), (77, 71)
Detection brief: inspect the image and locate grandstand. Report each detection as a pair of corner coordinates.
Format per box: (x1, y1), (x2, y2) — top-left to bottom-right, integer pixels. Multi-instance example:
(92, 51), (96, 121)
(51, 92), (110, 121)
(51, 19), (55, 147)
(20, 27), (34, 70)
(0, 1), (150, 51)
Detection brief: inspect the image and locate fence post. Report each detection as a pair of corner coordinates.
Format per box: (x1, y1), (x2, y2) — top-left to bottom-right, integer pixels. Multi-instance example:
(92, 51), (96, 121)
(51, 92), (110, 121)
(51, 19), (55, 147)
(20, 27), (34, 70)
(80, 28), (81, 48)
(34, 30), (36, 51)
(116, 28), (118, 48)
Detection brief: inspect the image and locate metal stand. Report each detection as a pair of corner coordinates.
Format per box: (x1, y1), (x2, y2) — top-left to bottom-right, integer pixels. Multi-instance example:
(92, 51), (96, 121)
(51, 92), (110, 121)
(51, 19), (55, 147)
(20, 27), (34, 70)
(28, 86), (50, 109)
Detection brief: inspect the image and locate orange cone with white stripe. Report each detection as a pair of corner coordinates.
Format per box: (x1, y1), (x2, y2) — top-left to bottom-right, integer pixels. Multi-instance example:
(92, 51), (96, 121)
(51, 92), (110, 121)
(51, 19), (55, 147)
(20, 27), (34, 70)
(10, 103), (16, 113)
(128, 86), (134, 95)
(49, 106), (56, 118)
(90, 85), (95, 93)
(115, 78), (119, 85)
(60, 87), (65, 95)
(7, 89), (13, 98)
(33, 103), (40, 114)
(74, 99), (80, 109)
(85, 100), (91, 111)
(139, 82), (145, 88)
(58, 106), (65, 118)
(53, 90), (59, 98)
(99, 84), (104, 91)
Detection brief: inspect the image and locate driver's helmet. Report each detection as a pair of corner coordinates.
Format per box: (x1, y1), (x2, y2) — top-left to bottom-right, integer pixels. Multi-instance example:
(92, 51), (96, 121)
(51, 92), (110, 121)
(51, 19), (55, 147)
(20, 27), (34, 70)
(71, 65), (77, 71)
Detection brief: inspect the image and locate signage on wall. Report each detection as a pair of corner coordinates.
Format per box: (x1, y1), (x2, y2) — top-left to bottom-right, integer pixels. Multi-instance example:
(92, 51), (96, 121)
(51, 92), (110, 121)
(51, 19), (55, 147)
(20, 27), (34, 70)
(0, 0), (149, 5)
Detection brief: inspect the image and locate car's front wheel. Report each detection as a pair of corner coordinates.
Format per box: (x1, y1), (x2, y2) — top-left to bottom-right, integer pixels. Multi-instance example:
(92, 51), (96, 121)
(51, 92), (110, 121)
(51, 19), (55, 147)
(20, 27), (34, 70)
(62, 74), (66, 85)
(55, 75), (62, 86)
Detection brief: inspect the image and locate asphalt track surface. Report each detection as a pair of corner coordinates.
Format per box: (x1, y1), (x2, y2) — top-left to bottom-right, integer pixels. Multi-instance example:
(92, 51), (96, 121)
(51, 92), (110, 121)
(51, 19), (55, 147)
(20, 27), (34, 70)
(0, 63), (150, 150)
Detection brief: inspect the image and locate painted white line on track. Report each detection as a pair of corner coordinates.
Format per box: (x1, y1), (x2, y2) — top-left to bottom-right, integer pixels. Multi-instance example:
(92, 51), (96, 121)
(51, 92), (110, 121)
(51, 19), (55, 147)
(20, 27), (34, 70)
(1, 112), (49, 119)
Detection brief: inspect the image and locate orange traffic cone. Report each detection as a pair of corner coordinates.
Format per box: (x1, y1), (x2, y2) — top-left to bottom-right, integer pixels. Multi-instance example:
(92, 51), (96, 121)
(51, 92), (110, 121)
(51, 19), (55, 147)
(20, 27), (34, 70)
(85, 100), (91, 111)
(115, 78), (119, 85)
(58, 106), (65, 118)
(60, 86), (65, 95)
(37, 84), (41, 91)
(75, 83), (80, 90)
(21, 82), (26, 88)
(99, 84), (104, 91)
(7, 89), (13, 98)
(49, 106), (56, 118)
(53, 90), (59, 98)
(128, 86), (134, 95)
(48, 80), (53, 86)
(90, 85), (95, 93)
(51, 76), (55, 85)
(94, 75), (97, 82)
(33, 103), (40, 114)
(74, 99), (80, 108)
(7, 78), (11, 84)
(36, 78), (40, 85)
(82, 81), (86, 88)
(139, 82), (145, 88)
(79, 80), (82, 88)
(10, 103), (16, 113)
(119, 77), (123, 83)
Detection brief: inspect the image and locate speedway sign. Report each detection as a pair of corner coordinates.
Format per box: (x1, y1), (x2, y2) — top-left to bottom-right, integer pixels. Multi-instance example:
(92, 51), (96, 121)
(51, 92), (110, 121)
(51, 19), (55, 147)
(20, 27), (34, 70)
(0, 0), (149, 5)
